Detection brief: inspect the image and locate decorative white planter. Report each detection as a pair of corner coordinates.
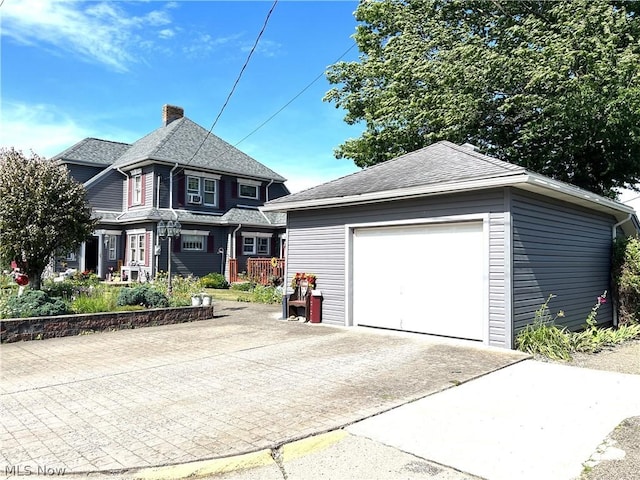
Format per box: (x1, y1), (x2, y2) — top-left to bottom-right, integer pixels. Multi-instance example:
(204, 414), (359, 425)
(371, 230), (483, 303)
(191, 296), (202, 306)
(202, 295), (212, 306)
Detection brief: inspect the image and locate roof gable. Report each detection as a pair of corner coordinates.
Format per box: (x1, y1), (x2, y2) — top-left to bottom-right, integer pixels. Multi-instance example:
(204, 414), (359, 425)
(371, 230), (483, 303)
(114, 117), (286, 181)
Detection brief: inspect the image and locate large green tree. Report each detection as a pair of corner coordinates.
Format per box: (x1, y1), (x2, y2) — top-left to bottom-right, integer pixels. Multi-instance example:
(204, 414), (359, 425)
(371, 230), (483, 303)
(325, 0), (640, 197)
(0, 148), (96, 289)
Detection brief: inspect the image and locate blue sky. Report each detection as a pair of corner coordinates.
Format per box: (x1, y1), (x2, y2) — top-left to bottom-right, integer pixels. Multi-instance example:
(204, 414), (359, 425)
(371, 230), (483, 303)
(0, 0), (364, 193)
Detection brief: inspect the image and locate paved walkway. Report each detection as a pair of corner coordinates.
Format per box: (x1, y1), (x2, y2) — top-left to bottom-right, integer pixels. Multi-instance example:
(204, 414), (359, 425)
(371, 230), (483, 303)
(0, 301), (526, 477)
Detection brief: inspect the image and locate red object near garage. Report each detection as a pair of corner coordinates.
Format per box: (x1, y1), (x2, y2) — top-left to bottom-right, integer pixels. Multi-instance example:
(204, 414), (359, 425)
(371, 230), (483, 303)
(15, 274), (29, 286)
(309, 290), (323, 323)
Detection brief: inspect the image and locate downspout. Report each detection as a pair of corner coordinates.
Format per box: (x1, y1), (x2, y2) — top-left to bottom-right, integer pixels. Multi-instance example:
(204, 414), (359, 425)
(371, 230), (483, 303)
(169, 163), (179, 219)
(265, 179), (274, 202)
(612, 214), (633, 326)
(115, 167), (129, 220)
(155, 175), (161, 276)
(230, 224), (242, 281)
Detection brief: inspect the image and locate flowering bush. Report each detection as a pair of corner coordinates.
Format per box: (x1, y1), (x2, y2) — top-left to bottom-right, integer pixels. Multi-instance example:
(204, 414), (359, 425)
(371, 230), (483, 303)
(290, 272), (316, 290)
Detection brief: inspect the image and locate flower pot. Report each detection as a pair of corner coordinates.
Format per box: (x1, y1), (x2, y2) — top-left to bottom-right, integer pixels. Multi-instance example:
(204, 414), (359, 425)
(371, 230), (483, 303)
(191, 295), (202, 306)
(202, 295), (212, 306)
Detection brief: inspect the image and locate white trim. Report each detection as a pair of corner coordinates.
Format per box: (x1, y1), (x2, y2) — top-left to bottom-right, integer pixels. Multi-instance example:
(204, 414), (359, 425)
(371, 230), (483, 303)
(130, 168), (142, 176)
(126, 228), (146, 235)
(237, 178), (262, 187)
(261, 172), (636, 218)
(345, 214), (489, 344)
(241, 231), (273, 238)
(180, 229), (210, 236)
(185, 169), (221, 180)
(94, 229), (123, 236)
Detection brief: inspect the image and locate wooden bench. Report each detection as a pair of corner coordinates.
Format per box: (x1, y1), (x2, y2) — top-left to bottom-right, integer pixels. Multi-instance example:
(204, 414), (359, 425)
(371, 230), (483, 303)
(287, 281), (312, 319)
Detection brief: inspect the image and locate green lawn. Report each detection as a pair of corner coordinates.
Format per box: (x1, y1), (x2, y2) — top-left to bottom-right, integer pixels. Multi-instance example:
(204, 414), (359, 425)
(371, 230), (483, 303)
(204, 288), (254, 303)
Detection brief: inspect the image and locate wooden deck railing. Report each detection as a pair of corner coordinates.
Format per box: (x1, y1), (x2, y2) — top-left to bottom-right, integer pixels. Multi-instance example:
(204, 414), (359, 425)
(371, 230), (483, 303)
(228, 258), (285, 285)
(248, 258), (285, 285)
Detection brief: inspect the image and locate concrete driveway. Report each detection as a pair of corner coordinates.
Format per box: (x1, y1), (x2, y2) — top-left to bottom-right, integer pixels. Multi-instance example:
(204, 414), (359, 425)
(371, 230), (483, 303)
(0, 301), (526, 477)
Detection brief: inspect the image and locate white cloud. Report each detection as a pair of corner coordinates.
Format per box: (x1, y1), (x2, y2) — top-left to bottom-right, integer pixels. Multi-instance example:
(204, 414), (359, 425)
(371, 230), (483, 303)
(1, 0), (173, 72)
(158, 28), (175, 39)
(0, 102), (92, 158)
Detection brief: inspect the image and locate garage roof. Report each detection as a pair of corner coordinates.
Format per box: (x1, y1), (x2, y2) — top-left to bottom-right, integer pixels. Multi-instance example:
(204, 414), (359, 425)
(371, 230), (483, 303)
(262, 141), (637, 228)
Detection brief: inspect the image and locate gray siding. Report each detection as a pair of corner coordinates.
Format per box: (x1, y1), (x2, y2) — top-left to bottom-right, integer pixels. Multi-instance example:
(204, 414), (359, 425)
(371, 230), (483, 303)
(511, 190), (614, 334)
(67, 164), (105, 184)
(87, 170), (126, 211)
(287, 189), (509, 347)
(159, 226), (228, 278)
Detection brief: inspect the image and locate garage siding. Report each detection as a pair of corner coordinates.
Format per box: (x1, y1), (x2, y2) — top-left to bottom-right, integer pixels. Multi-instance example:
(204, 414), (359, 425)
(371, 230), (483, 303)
(286, 189), (509, 347)
(511, 191), (614, 333)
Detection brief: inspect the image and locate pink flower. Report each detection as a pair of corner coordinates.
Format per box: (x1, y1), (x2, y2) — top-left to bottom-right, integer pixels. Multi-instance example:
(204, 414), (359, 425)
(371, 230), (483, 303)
(597, 296), (607, 304)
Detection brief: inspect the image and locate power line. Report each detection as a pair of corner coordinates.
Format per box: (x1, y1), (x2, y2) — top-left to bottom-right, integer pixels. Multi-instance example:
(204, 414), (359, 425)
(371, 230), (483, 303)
(184, 0), (279, 168)
(234, 42), (358, 147)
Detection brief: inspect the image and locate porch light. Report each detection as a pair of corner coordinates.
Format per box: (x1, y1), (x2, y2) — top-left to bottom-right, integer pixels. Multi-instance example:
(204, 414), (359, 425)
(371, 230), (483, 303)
(157, 219), (182, 294)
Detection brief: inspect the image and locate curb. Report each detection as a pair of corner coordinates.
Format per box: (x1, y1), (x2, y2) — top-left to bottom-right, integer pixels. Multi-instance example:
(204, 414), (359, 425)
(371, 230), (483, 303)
(127, 429), (348, 480)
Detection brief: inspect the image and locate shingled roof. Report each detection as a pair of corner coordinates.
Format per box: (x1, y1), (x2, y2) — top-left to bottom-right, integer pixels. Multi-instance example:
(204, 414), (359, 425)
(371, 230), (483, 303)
(266, 141), (524, 205)
(113, 117), (286, 182)
(52, 138), (130, 166)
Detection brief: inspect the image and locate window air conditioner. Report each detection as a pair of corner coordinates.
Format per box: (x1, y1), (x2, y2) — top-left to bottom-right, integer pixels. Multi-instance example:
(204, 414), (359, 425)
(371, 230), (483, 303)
(188, 194), (202, 204)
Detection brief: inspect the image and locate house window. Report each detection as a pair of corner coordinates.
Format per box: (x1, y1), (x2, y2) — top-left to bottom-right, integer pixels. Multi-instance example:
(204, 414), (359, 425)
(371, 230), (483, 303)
(239, 183), (259, 199)
(257, 237), (269, 255)
(243, 237), (255, 255)
(182, 234), (205, 251)
(242, 236), (270, 255)
(128, 234), (145, 264)
(203, 179), (217, 206)
(133, 174), (142, 205)
(107, 235), (117, 261)
(187, 176), (200, 195)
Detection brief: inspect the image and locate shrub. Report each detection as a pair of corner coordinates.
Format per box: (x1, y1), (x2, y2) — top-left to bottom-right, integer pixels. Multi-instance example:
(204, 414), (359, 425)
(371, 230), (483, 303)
(1, 289), (68, 318)
(200, 273), (229, 289)
(70, 285), (118, 314)
(154, 272), (201, 306)
(230, 282), (255, 292)
(116, 284), (168, 308)
(516, 292), (640, 360)
(42, 280), (75, 300)
(250, 285), (282, 304)
(612, 236), (640, 325)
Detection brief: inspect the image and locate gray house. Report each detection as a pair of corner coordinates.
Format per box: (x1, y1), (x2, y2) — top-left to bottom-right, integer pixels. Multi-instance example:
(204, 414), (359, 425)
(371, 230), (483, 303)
(262, 141), (638, 349)
(53, 105), (288, 282)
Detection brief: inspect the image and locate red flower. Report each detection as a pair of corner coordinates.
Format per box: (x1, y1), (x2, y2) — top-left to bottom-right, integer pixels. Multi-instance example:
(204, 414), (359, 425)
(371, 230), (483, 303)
(15, 274), (29, 286)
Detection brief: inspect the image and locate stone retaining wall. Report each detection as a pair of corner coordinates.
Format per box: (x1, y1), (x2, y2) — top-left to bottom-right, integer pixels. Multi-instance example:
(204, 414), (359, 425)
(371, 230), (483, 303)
(0, 305), (215, 343)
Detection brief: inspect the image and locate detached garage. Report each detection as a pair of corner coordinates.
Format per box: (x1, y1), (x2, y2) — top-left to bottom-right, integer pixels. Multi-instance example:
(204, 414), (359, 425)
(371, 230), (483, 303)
(262, 141), (638, 349)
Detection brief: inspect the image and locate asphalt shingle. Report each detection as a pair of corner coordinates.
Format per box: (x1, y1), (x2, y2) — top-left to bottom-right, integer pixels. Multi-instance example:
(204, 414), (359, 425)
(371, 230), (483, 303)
(267, 141), (525, 205)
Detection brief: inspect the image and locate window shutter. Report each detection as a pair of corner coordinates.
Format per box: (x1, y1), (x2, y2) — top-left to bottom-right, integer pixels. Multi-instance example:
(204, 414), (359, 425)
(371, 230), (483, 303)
(173, 236), (181, 253)
(236, 233), (242, 257)
(260, 185), (266, 201)
(177, 176), (185, 207)
(271, 236), (277, 257)
(232, 181), (238, 198)
(141, 174), (147, 206)
(128, 177), (132, 208)
(207, 235), (214, 253)
(218, 181), (225, 210)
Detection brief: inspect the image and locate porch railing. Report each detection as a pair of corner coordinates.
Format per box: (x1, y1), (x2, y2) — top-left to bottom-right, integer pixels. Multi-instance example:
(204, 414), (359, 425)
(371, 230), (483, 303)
(248, 258), (285, 285)
(228, 258), (285, 285)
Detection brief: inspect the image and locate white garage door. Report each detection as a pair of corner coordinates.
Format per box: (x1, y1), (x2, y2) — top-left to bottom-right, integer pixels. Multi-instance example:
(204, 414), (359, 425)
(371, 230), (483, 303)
(352, 221), (485, 341)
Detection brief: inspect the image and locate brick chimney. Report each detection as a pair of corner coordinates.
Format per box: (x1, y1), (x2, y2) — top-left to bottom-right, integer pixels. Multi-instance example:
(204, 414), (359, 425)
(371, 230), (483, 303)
(162, 104), (184, 126)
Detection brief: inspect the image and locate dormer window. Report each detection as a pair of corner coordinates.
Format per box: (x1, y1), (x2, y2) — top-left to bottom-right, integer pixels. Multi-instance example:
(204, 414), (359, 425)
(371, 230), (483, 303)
(238, 178), (261, 200)
(203, 179), (217, 206)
